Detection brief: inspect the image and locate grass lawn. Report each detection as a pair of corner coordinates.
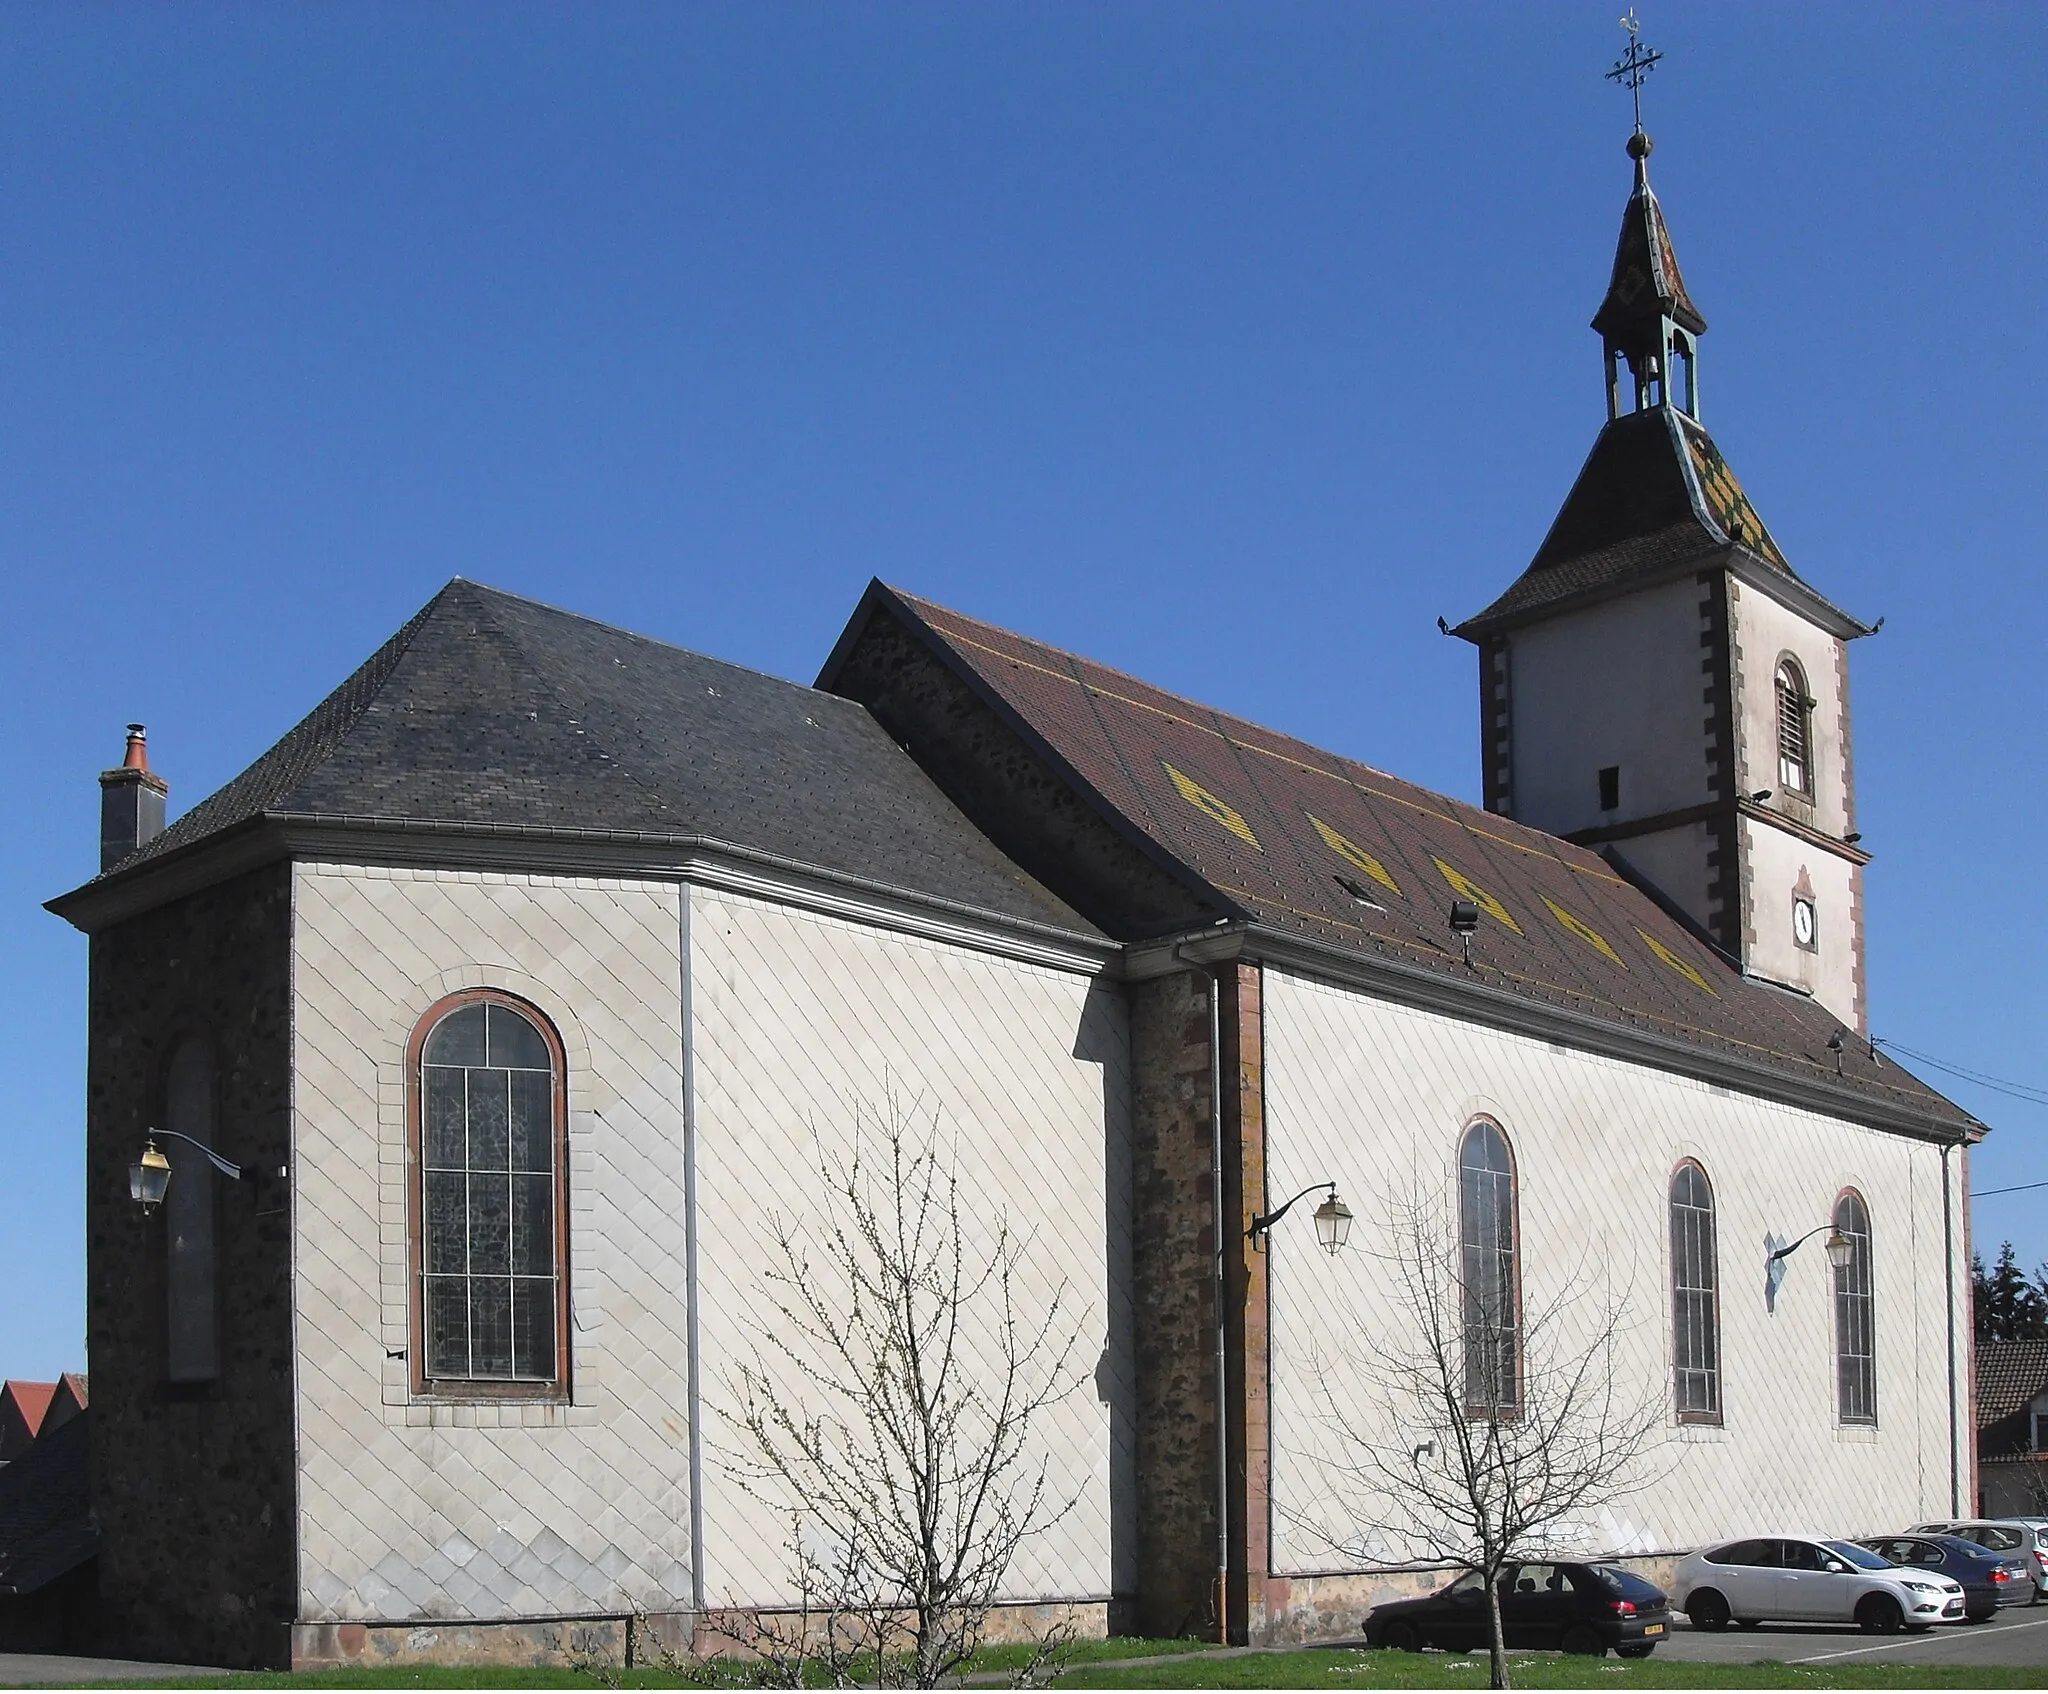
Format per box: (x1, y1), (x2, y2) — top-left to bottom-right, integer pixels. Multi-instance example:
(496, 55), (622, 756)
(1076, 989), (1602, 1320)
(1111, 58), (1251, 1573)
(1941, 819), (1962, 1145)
(1059, 1645), (2048, 1689)
(22, 1638), (2045, 1690)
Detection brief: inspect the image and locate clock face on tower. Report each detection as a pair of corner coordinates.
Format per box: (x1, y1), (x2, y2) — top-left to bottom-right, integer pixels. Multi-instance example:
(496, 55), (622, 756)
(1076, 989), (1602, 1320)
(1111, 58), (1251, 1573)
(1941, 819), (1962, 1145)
(1792, 896), (1817, 951)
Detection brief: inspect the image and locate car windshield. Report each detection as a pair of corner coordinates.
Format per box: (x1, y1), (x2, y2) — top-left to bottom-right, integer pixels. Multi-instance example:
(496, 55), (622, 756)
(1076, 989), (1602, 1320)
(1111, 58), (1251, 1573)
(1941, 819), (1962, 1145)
(1443, 1571), (1483, 1596)
(1825, 1541), (1892, 1571)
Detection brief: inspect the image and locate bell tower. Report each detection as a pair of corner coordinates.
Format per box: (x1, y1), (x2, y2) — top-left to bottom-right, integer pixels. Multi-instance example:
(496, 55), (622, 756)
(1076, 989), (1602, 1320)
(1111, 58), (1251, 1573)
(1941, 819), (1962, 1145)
(1452, 73), (1876, 1034)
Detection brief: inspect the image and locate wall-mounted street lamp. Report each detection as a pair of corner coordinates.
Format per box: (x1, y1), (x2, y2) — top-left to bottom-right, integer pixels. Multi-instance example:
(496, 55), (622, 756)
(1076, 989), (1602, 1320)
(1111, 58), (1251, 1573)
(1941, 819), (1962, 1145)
(1248, 1182), (1354, 1255)
(1763, 1222), (1854, 1311)
(128, 1128), (252, 1214)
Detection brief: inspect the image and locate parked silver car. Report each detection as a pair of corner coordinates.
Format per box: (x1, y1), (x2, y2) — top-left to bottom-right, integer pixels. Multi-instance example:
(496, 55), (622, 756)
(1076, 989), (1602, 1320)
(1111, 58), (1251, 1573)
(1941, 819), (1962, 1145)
(1673, 1535), (1965, 1633)
(1909, 1519), (2048, 1602)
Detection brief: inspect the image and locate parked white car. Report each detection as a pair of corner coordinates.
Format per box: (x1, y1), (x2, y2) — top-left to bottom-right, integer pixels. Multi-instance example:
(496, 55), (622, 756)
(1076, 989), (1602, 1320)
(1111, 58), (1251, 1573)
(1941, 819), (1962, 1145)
(1909, 1519), (2048, 1602)
(1673, 1536), (1965, 1633)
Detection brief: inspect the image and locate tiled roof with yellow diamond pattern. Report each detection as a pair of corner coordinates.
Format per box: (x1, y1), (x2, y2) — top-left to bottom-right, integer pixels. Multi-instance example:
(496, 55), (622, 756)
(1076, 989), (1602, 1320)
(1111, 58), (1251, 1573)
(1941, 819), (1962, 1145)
(868, 587), (1974, 1136)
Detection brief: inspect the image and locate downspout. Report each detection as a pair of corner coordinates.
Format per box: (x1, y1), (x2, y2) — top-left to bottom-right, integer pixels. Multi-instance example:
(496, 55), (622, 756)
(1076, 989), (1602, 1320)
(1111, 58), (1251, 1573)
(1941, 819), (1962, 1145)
(1210, 970), (1230, 1645)
(682, 887), (707, 1614)
(1941, 1138), (1959, 1516)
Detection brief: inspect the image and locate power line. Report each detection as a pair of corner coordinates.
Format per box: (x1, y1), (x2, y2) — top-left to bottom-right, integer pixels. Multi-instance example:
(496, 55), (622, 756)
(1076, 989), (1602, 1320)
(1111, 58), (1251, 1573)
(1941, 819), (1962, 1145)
(1873, 1038), (2048, 1108)
(1974, 1180), (2048, 1199)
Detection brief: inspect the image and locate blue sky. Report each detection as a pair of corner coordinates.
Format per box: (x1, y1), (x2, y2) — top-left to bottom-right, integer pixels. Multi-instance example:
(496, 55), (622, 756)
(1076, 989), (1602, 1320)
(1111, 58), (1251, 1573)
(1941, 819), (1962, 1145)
(3, 3), (2043, 1374)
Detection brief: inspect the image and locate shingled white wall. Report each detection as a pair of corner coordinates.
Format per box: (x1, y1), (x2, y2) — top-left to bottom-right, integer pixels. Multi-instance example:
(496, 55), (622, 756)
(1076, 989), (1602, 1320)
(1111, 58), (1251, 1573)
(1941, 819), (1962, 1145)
(1259, 967), (1967, 1578)
(288, 864), (1133, 1629)
(291, 864), (692, 1625)
(688, 888), (1135, 1610)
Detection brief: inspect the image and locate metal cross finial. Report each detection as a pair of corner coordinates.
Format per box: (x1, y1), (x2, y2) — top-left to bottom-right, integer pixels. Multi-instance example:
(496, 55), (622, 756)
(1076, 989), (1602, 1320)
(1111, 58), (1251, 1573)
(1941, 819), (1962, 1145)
(1607, 10), (1663, 135)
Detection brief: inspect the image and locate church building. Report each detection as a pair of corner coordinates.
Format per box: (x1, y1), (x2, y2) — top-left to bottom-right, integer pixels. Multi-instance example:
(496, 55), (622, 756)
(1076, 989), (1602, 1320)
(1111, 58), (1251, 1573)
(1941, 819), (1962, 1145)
(46, 123), (1982, 1669)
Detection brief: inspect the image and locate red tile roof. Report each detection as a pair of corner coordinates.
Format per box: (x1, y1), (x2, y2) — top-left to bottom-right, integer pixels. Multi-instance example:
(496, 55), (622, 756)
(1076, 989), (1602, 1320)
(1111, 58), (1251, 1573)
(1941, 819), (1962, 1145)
(1979, 1342), (2048, 1430)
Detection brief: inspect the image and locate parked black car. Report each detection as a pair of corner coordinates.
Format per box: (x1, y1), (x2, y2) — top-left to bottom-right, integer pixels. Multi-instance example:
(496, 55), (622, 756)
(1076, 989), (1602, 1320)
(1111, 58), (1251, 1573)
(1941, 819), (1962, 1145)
(1858, 1535), (2034, 1621)
(1363, 1561), (1672, 1658)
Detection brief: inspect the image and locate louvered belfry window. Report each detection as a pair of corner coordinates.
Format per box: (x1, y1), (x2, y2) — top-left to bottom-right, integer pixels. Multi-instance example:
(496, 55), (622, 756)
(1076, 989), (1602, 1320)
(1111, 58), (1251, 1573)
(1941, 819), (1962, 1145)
(1776, 661), (1813, 796)
(1833, 1191), (1877, 1425)
(1459, 1120), (1520, 1415)
(1669, 1162), (1720, 1420)
(414, 996), (567, 1390)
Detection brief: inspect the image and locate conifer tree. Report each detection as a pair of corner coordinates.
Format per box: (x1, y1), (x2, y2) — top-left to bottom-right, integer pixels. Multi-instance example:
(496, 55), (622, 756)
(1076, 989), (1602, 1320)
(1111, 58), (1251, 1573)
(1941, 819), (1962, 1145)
(1972, 1241), (2048, 1344)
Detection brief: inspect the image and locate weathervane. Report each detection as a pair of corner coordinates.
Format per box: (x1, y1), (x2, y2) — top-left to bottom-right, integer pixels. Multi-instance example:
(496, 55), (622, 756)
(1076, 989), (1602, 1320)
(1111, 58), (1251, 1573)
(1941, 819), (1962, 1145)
(1606, 10), (1663, 137)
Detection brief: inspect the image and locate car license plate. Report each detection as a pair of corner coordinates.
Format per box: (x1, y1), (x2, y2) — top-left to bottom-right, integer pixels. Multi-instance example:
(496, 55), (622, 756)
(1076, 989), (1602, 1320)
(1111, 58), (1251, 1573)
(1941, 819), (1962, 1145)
(1644, 1624), (1663, 1636)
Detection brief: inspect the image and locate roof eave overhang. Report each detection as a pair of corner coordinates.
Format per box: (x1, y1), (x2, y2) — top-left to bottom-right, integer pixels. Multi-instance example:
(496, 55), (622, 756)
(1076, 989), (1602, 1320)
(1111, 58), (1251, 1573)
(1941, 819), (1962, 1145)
(1452, 542), (1874, 644)
(45, 813), (1119, 975)
(1127, 919), (1983, 1146)
(1724, 548), (1874, 640)
(1450, 540), (1732, 642)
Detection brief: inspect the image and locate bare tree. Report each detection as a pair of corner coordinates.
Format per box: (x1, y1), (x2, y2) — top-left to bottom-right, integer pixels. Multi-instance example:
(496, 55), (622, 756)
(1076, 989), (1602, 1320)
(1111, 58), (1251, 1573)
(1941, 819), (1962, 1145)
(1299, 1187), (1665, 1690)
(721, 1097), (1085, 1688)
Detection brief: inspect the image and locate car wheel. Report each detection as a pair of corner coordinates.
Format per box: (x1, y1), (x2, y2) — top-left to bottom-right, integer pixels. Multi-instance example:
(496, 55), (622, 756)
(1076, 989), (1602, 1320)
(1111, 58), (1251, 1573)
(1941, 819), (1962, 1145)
(1687, 1589), (1731, 1632)
(1560, 1625), (1605, 1657)
(1615, 1645), (1655, 1660)
(1855, 1593), (1904, 1634)
(1382, 1621), (1421, 1654)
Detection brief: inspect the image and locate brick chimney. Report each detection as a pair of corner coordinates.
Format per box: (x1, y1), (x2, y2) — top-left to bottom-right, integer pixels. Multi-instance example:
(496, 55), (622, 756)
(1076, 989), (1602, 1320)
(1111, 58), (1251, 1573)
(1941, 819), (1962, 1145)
(100, 723), (169, 871)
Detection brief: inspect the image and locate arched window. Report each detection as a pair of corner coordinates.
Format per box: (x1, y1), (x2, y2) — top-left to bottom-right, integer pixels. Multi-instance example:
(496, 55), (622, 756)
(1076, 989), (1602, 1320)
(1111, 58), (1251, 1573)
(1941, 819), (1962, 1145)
(411, 994), (568, 1393)
(1459, 1120), (1519, 1414)
(1833, 1190), (1876, 1425)
(1669, 1162), (1720, 1421)
(1775, 660), (1814, 797)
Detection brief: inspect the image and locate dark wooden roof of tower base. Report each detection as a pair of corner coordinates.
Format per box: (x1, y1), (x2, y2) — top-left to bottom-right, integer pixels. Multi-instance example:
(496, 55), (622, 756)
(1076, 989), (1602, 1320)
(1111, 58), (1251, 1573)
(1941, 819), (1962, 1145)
(1453, 406), (1871, 640)
(822, 582), (1979, 1141)
(49, 580), (1098, 943)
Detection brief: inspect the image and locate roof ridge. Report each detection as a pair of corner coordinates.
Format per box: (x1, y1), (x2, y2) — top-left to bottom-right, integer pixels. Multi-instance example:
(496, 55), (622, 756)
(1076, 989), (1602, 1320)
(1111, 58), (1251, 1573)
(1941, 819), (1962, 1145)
(458, 579), (877, 714)
(894, 587), (1585, 865)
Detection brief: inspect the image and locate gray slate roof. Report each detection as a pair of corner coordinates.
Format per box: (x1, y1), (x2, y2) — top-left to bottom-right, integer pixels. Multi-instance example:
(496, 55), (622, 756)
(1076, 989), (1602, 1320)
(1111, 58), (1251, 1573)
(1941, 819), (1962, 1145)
(0, 1411), (93, 1596)
(88, 581), (1095, 936)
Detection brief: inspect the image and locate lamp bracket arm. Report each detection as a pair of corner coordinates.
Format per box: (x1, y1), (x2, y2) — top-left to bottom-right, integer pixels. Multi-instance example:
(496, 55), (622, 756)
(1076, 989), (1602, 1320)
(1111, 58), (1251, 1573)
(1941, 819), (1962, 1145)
(148, 1126), (247, 1183)
(1766, 1221), (1831, 1265)
(1247, 1181), (1336, 1242)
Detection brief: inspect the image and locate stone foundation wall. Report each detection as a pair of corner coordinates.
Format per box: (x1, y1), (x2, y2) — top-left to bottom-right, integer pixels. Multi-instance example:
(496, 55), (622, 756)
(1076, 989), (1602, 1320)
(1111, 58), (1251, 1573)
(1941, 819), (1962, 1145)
(293, 1600), (1124, 1670)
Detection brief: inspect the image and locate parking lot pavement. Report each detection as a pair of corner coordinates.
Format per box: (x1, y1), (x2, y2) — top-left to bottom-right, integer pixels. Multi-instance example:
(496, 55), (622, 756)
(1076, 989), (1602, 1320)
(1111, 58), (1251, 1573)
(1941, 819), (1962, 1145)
(1652, 1609), (2048, 1669)
(0, 1651), (229, 1685)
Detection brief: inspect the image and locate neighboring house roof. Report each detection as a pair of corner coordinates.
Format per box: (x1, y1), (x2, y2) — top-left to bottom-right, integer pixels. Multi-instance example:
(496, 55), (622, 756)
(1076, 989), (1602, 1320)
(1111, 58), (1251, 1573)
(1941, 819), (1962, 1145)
(1978, 1340), (2048, 1449)
(0, 1409), (94, 1596)
(0, 1383), (56, 1464)
(41, 1375), (87, 1436)
(824, 584), (1978, 1140)
(50, 580), (1096, 942)
(1454, 407), (1867, 639)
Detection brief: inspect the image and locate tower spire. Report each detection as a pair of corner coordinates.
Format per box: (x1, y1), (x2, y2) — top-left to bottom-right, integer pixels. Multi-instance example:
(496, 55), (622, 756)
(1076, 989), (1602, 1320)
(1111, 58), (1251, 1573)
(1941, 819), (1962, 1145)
(1593, 14), (1703, 420)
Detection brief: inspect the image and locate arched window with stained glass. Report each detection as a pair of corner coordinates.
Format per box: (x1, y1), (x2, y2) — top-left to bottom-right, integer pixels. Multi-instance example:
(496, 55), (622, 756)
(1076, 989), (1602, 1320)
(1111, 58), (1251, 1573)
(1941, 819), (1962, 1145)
(410, 993), (569, 1394)
(1459, 1119), (1520, 1415)
(1833, 1190), (1876, 1426)
(1669, 1161), (1720, 1421)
